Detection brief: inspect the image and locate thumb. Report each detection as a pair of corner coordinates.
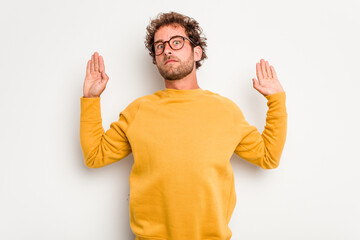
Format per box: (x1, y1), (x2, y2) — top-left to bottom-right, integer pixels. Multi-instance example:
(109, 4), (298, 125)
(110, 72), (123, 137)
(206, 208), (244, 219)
(101, 71), (109, 82)
(252, 78), (264, 93)
(252, 78), (258, 89)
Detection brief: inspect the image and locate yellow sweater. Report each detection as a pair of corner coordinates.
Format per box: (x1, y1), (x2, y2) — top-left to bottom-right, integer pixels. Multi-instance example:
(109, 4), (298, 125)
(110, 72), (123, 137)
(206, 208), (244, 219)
(80, 88), (287, 240)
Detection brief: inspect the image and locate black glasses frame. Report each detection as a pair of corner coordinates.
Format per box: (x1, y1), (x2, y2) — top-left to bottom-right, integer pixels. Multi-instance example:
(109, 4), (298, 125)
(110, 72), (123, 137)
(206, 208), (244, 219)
(154, 35), (196, 56)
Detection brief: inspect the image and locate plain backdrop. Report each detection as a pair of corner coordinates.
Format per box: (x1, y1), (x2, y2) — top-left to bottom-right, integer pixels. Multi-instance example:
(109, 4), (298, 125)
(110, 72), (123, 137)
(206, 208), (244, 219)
(1, 0), (359, 239)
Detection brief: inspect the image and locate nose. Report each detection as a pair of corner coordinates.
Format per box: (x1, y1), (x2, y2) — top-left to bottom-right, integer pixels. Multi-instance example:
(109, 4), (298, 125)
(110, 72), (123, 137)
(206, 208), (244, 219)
(163, 41), (173, 55)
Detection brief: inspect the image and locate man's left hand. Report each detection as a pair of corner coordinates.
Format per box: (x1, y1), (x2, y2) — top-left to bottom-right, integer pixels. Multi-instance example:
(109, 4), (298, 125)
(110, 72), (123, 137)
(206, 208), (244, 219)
(252, 59), (284, 96)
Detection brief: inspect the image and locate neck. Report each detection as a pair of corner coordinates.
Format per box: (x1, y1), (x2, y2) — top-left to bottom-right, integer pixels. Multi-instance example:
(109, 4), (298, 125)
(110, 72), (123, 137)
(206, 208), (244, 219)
(164, 66), (199, 90)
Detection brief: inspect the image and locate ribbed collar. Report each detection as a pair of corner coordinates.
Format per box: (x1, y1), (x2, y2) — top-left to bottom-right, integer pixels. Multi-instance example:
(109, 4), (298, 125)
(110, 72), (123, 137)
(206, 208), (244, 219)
(162, 87), (204, 97)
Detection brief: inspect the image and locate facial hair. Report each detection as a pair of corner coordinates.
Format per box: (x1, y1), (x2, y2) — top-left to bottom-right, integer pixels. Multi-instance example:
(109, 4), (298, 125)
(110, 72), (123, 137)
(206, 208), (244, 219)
(156, 54), (195, 81)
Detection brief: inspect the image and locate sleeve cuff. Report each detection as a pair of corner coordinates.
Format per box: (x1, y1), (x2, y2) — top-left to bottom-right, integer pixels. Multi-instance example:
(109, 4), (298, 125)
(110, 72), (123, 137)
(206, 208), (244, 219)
(265, 91), (287, 117)
(80, 96), (102, 122)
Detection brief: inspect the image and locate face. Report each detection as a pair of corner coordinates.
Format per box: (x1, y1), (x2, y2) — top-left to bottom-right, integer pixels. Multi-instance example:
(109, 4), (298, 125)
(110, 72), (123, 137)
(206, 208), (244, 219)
(154, 25), (200, 81)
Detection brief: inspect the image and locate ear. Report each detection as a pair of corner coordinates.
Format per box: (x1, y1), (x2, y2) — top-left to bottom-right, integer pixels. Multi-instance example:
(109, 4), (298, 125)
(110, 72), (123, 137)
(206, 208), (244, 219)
(153, 55), (159, 65)
(193, 46), (202, 62)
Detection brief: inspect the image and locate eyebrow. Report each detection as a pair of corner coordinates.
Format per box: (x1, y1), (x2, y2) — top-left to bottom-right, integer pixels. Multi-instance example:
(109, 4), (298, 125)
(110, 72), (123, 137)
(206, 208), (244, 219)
(154, 39), (164, 44)
(154, 35), (183, 44)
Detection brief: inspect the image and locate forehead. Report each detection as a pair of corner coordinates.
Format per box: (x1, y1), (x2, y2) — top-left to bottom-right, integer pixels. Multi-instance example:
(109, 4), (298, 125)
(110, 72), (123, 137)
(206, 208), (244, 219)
(154, 24), (187, 42)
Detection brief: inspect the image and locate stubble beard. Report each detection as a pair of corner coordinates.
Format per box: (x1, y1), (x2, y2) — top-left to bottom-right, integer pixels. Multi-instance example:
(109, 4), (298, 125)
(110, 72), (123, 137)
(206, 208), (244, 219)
(157, 55), (195, 81)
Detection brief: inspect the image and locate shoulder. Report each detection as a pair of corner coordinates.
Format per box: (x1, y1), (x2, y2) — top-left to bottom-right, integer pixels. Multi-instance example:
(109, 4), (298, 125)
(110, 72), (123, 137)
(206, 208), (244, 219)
(203, 90), (241, 109)
(127, 92), (158, 106)
(121, 92), (159, 114)
(203, 89), (246, 119)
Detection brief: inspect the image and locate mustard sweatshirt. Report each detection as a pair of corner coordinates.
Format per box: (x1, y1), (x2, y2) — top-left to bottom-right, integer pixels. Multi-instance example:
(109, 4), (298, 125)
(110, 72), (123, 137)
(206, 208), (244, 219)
(80, 88), (287, 240)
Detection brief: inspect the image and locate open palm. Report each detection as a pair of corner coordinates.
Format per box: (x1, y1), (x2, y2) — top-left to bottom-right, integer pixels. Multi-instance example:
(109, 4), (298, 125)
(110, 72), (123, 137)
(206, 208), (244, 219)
(83, 52), (109, 98)
(252, 59), (284, 97)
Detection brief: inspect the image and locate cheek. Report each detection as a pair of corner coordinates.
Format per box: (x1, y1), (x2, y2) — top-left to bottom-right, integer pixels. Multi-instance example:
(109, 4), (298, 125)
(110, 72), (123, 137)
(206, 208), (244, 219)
(155, 56), (162, 65)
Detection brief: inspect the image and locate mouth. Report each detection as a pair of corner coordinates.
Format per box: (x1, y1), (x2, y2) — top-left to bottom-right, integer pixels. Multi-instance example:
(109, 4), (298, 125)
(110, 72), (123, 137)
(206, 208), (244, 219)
(165, 59), (178, 65)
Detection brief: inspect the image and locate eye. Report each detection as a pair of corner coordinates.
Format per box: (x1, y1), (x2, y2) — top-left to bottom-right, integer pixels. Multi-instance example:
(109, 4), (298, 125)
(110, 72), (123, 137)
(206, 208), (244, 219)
(157, 44), (164, 49)
(173, 40), (180, 45)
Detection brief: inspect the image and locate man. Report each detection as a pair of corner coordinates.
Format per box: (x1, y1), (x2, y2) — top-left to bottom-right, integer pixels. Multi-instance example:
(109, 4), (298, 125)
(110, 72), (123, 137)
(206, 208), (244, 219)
(80, 11), (287, 240)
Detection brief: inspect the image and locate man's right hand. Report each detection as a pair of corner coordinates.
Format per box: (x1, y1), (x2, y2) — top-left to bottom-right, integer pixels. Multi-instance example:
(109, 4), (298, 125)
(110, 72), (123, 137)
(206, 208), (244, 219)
(83, 51), (109, 98)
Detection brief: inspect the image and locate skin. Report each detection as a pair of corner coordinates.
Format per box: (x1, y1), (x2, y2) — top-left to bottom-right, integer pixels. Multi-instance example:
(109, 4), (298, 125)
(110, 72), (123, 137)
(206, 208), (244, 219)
(83, 52), (109, 98)
(83, 26), (284, 98)
(252, 59), (284, 96)
(153, 24), (202, 90)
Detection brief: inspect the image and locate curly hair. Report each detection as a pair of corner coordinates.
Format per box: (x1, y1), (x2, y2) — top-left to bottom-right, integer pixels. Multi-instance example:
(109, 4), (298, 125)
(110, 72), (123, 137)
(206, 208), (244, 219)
(145, 11), (208, 69)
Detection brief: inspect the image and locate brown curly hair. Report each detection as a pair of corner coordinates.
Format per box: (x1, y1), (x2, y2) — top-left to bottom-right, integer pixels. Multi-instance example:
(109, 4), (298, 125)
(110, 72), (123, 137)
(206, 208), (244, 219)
(145, 11), (208, 69)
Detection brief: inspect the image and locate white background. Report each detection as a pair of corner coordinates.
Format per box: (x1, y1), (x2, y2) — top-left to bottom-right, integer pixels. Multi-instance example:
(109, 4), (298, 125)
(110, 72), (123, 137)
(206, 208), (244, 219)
(1, 0), (359, 239)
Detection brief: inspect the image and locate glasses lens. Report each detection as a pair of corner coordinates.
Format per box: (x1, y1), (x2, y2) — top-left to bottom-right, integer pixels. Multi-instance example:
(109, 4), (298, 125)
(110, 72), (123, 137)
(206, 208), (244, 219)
(154, 42), (164, 55)
(154, 36), (185, 55)
(170, 37), (184, 50)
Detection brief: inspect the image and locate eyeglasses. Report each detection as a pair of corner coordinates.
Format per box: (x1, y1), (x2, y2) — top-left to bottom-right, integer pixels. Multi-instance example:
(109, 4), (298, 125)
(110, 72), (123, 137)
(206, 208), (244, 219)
(154, 35), (196, 56)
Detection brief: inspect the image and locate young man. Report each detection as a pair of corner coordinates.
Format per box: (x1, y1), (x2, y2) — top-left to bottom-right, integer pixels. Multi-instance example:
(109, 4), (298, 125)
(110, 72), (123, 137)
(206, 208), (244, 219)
(80, 12), (287, 240)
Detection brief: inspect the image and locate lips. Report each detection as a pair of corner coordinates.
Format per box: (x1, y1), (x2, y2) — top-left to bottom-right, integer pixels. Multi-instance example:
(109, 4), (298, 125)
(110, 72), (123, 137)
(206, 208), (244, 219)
(165, 59), (178, 64)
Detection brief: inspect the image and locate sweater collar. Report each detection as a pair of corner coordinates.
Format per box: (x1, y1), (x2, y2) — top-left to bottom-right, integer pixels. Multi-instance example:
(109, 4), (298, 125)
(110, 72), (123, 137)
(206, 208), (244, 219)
(163, 87), (204, 97)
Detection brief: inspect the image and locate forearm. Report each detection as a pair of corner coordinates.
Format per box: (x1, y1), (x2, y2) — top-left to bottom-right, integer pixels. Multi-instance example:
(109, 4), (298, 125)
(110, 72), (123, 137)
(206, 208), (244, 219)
(262, 91), (288, 166)
(234, 92), (287, 169)
(80, 96), (106, 168)
(80, 96), (133, 168)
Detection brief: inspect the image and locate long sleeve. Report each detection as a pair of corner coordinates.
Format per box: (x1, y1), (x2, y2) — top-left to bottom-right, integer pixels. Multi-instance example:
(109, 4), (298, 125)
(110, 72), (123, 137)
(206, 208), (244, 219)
(81, 88), (285, 239)
(234, 91), (287, 169)
(79, 96), (139, 168)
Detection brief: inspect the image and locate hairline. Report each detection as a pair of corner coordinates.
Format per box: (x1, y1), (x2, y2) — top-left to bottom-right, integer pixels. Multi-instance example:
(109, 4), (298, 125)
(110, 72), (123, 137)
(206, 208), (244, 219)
(153, 23), (189, 43)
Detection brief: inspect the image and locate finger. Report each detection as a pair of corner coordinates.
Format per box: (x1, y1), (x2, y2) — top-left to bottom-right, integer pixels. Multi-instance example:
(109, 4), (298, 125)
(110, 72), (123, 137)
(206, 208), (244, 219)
(90, 55), (94, 73)
(102, 71), (109, 81)
(100, 71), (105, 83)
(94, 52), (99, 72)
(252, 78), (258, 88)
(256, 62), (263, 83)
(99, 55), (105, 72)
(252, 78), (263, 93)
(270, 65), (278, 79)
(86, 60), (91, 75)
(261, 59), (268, 78)
(265, 61), (272, 79)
